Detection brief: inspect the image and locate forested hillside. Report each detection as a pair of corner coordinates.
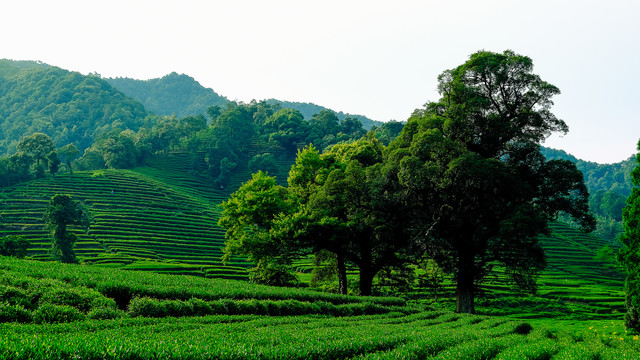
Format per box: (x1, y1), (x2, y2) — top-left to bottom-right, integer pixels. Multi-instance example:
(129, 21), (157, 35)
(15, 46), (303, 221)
(0, 59), (149, 156)
(105, 73), (229, 118)
(104, 71), (384, 129)
(542, 147), (635, 240)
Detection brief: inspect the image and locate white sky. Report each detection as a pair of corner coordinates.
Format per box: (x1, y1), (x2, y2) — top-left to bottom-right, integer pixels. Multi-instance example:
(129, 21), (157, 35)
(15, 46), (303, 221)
(1, 0), (638, 163)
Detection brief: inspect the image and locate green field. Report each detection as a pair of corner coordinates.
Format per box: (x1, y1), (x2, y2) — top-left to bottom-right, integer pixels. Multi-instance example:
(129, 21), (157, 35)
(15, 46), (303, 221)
(0, 257), (638, 359)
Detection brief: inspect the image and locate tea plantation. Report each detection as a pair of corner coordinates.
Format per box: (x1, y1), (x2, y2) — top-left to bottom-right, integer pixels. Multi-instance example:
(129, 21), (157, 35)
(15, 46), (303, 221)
(0, 154), (250, 278)
(0, 153), (636, 358)
(0, 257), (638, 359)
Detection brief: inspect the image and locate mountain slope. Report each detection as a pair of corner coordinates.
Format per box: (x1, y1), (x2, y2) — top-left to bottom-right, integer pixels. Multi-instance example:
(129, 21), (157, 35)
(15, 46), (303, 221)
(0, 158), (249, 279)
(0, 59), (148, 155)
(105, 72), (229, 118)
(105, 72), (384, 129)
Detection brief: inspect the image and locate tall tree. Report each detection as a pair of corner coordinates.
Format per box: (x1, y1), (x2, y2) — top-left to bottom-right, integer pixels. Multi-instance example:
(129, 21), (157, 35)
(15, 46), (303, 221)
(284, 138), (412, 295)
(46, 151), (61, 176)
(619, 139), (640, 331)
(43, 194), (90, 263)
(387, 50), (594, 313)
(218, 172), (298, 285)
(59, 143), (80, 174)
(16, 132), (55, 166)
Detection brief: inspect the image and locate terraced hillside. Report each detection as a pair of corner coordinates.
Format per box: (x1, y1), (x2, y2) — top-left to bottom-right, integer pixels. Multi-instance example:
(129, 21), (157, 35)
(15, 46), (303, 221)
(0, 150), (627, 319)
(475, 222), (625, 319)
(0, 166), (249, 279)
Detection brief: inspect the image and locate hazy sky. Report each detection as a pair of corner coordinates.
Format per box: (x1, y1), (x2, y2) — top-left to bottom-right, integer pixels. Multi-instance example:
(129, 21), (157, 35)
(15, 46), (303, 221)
(1, 0), (638, 163)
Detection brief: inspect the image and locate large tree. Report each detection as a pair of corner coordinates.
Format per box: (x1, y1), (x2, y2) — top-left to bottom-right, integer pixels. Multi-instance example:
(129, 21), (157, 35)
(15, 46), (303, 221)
(43, 194), (90, 263)
(387, 50), (594, 313)
(58, 143), (80, 174)
(218, 172), (298, 286)
(17, 132), (55, 167)
(284, 137), (412, 295)
(618, 139), (640, 331)
(220, 136), (413, 296)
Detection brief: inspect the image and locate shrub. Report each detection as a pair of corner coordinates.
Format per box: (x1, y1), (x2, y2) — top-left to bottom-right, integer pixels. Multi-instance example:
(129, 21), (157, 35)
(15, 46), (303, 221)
(0, 235), (30, 258)
(128, 297), (167, 318)
(87, 306), (126, 320)
(39, 286), (107, 312)
(0, 302), (32, 323)
(33, 303), (85, 323)
(188, 297), (212, 316)
(0, 284), (31, 309)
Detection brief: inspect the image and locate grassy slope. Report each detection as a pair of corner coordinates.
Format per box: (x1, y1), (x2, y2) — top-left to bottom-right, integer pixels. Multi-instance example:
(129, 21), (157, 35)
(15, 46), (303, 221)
(0, 159), (248, 279)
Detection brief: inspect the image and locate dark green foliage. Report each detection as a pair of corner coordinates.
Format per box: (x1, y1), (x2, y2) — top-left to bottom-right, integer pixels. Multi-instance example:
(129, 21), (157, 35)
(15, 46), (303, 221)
(106, 72), (229, 118)
(542, 147), (635, 241)
(619, 140), (640, 332)
(0, 303), (32, 323)
(33, 303), (85, 323)
(386, 50), (594, 313)
(542, 147), (635, 197)
(371, 120), (405, 145)
(248, 153), (278, 175)
(0, 235), (29, 258)
(266, 98), (383, 130)
(17, 133), (55, 166)
(46, 151), (60, 176)
(43, 194), (90, 263)
(58, 143), (80, 174)
(0, 60), (148, 156)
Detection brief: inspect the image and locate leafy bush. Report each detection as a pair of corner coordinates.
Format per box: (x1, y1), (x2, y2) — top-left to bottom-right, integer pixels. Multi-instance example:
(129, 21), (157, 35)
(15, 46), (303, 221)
(0, 302), (32, 322)
(39, 286), (108, 312)
(0, 235), (30, 258)
(87, 306), (126, 320)
(0, 284), (31, 309)
(33, 303), (85, 323)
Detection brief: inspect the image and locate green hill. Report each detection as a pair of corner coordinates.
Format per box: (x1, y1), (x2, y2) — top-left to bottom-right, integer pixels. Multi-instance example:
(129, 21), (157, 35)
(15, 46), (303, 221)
(105, 72), (229, 118)
(0, 59), (149, 155)
(0, 156), (249, 279)
(475, 222), (625, 319)
(104, 72), (384, 129)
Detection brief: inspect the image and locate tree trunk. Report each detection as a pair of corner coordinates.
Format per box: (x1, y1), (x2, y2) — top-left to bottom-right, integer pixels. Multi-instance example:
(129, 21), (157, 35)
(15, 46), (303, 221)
(359, 265), (374, 296)
(456, 253), (476, 314)
(337, 253), (348, 295)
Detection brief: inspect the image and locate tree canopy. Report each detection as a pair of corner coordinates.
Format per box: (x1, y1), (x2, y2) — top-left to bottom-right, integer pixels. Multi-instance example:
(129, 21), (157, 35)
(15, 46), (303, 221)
(43, 194), (90, 263)
(0, 59), (148, 157)
(618, 139), (640, 332)
(385, 50), (594, 313)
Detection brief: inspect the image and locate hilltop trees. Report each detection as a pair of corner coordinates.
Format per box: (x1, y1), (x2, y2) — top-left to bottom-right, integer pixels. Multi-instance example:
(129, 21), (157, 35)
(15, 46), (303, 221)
(386, 50), (594, 313)
(43, 194), (90, 263)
